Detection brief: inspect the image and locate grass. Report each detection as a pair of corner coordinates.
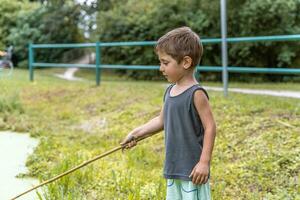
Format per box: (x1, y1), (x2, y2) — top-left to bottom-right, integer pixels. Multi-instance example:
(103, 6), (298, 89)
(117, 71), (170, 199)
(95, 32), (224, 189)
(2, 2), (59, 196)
(0, 68), (299, 199)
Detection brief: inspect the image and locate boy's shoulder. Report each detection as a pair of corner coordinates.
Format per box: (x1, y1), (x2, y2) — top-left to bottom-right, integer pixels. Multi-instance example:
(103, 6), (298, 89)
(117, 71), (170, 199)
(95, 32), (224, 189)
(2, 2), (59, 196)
(193, 86), (209, 100)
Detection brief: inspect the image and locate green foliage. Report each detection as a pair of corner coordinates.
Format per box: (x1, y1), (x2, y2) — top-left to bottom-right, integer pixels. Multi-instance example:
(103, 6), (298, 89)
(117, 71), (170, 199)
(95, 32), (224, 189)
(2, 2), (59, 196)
(228, 0), (300, 81)
(4, 0), (85, 67)
(1, 0), (300, 81)
(95, 0), (216, 79)
(0, 0), (37, 49)
(95, 0), (300, 81)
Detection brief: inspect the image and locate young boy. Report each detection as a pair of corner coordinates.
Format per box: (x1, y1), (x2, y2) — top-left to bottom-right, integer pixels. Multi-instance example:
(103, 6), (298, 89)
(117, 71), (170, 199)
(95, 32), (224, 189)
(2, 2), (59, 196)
(121, 27), (216, 200)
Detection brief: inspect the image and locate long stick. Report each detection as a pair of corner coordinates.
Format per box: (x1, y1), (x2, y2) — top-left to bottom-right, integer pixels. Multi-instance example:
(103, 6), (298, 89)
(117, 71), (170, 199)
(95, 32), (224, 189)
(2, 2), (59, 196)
(11, 134), (151, 200)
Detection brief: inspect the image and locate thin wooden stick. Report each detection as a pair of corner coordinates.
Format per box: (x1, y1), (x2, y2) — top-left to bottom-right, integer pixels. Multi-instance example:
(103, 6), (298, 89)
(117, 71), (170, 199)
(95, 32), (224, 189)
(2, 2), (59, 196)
(277, 119), (296, 128)
(11, 134), (151, 200)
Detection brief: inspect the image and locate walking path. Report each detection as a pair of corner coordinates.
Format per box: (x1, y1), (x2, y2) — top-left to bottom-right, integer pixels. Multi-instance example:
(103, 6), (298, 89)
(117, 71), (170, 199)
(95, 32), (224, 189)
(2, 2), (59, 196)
(55, 67), (82, 81)
(204, 86), (300, 99)
(54, 53), (95, 81)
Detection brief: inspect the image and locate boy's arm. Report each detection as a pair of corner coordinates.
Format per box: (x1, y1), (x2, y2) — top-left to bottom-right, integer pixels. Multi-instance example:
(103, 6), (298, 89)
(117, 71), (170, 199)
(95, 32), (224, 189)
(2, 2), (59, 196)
(121, 105), (164, 148)
(189, 90), (216, 185)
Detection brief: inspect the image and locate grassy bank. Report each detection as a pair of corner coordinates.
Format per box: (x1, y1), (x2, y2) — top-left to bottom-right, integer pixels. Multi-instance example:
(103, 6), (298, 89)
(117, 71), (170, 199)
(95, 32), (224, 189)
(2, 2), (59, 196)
(0, 69), (299, 199)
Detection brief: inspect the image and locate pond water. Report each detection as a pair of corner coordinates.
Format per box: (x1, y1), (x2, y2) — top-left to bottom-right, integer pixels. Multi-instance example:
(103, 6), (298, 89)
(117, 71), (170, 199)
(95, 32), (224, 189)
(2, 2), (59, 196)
(0, 131), (39, 200)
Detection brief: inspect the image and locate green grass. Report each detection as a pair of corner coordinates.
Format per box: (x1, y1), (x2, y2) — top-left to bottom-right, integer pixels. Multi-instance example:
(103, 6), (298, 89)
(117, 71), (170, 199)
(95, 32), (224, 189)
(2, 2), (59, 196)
(0, 68), (299, 199)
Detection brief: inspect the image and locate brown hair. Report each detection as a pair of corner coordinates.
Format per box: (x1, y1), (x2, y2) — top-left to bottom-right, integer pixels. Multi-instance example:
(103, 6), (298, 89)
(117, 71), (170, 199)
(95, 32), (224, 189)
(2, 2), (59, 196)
(155, 27), (203, 68)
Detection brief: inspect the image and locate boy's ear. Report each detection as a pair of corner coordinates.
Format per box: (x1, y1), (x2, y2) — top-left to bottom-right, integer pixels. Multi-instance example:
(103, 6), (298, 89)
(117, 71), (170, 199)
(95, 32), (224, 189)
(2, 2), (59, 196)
(182, 56), (193, 70)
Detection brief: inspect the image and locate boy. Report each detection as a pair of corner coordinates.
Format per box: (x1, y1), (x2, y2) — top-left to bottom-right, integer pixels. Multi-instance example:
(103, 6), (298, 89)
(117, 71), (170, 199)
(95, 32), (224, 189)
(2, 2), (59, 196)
(121, 27), (216, 200)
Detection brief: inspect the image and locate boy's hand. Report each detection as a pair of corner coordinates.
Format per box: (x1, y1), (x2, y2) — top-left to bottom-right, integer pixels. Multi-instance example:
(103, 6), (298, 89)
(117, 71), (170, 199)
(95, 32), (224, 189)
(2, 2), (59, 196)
(120, 133), (137, 150)
(189, 161), (209, 185)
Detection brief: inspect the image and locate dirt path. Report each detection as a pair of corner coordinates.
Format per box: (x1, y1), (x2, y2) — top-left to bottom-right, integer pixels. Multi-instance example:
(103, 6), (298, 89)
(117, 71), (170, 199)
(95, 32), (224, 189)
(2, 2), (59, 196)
(54, 53), (95, 81)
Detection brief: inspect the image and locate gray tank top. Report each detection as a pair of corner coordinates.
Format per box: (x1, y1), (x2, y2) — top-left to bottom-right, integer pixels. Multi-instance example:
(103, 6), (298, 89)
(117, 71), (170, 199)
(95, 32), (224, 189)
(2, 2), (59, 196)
(163, 84), (210, 181)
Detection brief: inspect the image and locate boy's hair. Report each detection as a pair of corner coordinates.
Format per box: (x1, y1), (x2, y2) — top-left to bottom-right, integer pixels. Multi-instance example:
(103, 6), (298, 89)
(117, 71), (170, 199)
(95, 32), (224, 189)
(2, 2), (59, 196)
(155, 27), (203, 68)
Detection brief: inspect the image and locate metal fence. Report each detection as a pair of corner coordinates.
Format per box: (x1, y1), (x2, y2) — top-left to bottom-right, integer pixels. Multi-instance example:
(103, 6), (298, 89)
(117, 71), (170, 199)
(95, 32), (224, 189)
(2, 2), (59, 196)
(29, 34), (300, 85)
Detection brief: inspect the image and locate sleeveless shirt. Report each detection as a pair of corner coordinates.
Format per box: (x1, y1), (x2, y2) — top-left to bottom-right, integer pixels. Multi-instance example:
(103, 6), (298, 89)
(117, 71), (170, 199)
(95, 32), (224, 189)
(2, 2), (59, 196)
(163, 84), (210, 181)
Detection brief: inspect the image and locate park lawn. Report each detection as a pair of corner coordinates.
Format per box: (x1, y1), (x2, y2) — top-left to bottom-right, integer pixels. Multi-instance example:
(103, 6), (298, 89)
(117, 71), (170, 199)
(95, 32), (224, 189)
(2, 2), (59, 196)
(0, 68), (299, 199)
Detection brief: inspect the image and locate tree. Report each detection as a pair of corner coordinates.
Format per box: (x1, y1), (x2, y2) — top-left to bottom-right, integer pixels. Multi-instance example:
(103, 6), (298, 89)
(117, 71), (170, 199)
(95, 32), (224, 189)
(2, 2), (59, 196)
(7, 0), (85, 67)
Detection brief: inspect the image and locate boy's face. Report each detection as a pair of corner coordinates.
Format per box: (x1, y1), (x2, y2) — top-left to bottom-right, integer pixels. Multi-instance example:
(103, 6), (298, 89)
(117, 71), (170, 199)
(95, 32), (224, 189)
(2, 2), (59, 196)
(158, 51), (185, 83)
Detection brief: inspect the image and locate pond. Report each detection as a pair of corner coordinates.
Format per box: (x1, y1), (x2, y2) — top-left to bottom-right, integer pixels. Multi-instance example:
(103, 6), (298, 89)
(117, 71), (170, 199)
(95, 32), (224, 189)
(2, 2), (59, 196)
(0, 131), (39, 200)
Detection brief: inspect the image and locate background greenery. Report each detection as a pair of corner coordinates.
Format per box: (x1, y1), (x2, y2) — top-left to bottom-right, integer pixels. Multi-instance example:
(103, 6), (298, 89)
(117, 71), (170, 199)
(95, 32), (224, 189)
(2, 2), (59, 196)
(0, 0), (299, 81)
(1, 0), (85, 67)
(95, 0), (300, 81)
(0, 69), (299, 199)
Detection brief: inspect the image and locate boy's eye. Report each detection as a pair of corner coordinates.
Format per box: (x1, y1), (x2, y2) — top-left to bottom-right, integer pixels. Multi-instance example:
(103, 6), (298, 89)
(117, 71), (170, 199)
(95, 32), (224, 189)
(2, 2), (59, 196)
(160, 62), (168, 65)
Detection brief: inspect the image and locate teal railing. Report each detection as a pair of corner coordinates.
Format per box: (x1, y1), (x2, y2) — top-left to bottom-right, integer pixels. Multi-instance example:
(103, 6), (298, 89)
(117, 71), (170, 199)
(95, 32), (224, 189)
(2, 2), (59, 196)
(29, 34), (300, 85)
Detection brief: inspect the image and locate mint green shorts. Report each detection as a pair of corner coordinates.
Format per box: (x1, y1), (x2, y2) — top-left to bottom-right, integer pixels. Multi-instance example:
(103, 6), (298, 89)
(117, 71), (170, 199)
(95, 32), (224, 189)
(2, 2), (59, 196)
(166, 179), (211, 200)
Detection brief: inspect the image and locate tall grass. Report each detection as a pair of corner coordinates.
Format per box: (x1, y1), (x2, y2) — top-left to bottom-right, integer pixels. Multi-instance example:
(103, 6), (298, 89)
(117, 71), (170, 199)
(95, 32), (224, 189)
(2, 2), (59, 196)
(0, 94), (23, 113)
(1, 69), (299, 199)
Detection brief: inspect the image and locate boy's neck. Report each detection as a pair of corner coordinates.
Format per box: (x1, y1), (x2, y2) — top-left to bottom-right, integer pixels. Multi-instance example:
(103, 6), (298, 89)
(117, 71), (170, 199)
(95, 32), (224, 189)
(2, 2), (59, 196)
(175, 70), (198, 87)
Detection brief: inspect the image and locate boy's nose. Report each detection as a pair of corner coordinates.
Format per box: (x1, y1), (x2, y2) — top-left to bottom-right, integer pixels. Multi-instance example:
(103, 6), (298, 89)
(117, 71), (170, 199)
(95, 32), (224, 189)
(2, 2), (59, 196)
(159, 65), (164, 72)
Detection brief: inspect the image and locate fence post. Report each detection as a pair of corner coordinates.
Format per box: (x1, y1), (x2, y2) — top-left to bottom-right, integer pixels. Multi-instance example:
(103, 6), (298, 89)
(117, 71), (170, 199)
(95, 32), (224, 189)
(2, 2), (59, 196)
(220, 0), (229, 97)
(95, 42), (101, 86)
(28, 43), (34, 81)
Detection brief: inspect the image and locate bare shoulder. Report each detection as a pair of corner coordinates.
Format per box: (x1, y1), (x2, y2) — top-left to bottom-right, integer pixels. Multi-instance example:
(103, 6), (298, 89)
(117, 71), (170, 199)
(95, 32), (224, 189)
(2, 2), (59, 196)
(193, 89), (209, 106)
(193, 89), (215, 125)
